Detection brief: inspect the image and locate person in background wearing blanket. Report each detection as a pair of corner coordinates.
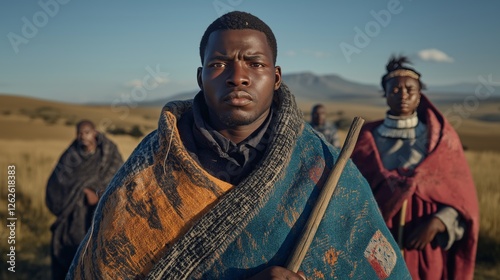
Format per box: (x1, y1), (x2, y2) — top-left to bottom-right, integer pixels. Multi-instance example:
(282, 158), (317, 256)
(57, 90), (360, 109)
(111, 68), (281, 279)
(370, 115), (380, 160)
(67, 12), (410, 280)
(310, 103), (340, 148)
(46, 120), (123, 280)
(351, 55), (479, 280)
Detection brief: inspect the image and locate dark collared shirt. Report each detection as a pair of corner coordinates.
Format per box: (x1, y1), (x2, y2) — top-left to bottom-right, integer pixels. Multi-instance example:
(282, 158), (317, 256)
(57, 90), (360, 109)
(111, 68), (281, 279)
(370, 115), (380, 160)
(178, 94), (274, 185)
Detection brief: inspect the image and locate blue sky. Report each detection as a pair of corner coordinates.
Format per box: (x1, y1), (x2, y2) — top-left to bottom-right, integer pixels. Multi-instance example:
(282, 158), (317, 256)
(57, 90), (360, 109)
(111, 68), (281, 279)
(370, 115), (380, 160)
(1, 0), (499, 103)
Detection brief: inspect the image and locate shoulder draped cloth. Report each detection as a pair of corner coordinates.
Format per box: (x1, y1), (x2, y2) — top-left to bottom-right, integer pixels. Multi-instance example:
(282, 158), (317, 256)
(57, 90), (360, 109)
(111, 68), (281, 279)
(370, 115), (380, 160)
(46, 133), (123, 270)
(352, 94), (479, 279)
(67, 85), (410, 280)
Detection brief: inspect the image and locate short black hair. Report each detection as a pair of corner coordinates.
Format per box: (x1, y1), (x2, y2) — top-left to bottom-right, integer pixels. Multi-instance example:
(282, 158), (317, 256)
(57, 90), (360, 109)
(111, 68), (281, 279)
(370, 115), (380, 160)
(381, 55), (426, 94)
(199, 11), (277, 65)
(76, 119), (95, 131)
(312, 104), (325, 113)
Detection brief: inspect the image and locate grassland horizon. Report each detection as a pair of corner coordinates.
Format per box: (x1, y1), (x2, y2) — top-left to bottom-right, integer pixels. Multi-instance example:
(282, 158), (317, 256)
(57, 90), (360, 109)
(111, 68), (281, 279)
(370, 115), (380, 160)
(0, 94), (499, 279)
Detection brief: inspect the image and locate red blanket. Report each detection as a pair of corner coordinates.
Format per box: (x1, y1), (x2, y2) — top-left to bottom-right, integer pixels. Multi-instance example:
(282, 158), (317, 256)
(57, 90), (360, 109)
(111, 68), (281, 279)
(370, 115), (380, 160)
(352, 94), (479, 279)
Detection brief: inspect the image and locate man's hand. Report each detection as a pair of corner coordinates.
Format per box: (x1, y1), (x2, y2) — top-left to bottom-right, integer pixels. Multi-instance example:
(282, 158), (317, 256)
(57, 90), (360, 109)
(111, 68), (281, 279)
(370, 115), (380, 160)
(83, 188), (99, 206)
(406, 217), (446, 250)
(247, 266), (306, 280)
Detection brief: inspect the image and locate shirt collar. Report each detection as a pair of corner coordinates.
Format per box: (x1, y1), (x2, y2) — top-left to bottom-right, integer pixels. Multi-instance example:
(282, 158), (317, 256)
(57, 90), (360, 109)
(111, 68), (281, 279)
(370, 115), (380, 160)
(191, 93), (273, 155)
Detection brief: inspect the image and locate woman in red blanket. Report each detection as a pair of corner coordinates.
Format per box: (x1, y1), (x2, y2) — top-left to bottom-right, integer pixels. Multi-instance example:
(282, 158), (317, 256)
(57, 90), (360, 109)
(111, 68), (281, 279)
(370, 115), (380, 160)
(352, 56), (479, 280)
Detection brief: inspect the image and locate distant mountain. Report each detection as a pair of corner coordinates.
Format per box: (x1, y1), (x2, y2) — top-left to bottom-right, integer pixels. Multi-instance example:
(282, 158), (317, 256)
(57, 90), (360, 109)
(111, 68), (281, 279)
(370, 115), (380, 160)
(138, 72), (500, 107)
(428, 82), (500, 95)
(140, 90), (198, 107)
(139, 72), (383, 107)
(282, 72), (381, 101)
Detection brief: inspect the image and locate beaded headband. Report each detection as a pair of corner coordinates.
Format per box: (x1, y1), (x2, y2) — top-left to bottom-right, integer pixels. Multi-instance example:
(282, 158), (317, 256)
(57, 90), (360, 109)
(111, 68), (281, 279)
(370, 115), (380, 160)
(383, 69), (420, 82)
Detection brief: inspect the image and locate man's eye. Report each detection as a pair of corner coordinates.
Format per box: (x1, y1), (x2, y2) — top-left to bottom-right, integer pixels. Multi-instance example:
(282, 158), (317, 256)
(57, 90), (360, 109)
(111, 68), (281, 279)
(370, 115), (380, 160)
(211, 63), (225, 68)
(250, 63), (264, 68)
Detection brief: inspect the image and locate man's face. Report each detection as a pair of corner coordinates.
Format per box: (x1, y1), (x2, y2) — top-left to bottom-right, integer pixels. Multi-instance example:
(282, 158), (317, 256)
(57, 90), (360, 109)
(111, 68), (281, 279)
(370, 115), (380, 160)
(384, 76), (421, 117)
(312, 106), (326, 125)
(77, 124), (97, 150)
(198, 29), (281, 130)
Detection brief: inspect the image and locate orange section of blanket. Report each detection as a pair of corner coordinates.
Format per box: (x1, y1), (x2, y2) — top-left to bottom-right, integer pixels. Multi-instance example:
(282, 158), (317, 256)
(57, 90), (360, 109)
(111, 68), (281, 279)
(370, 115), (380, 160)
(73, 111), (234, 279)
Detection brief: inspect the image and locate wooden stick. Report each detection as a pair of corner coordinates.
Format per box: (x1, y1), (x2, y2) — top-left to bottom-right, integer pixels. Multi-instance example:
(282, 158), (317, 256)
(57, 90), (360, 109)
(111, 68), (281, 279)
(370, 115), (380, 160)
(398, 199), (408, 256)
(286, 116), (365, 272)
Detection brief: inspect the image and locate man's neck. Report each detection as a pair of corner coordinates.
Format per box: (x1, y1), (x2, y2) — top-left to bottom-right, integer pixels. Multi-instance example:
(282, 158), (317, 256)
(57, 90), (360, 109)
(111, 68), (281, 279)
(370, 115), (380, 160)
(209, 111), (270, 144)
(80, 144), (97, 154)
(216, 126), (261, 144)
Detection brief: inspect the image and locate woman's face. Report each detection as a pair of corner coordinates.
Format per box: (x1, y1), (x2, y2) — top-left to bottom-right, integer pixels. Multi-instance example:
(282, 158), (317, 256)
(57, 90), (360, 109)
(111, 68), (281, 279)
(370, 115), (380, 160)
(384, 76), (421, 117)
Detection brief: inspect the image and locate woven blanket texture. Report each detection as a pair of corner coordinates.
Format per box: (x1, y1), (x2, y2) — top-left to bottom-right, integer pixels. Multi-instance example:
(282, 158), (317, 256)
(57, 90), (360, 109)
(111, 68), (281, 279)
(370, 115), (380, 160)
(67, 85), (410, 280)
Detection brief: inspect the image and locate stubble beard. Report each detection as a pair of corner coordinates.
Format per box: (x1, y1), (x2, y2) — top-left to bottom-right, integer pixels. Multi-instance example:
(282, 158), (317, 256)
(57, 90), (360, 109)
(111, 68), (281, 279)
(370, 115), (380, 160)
(218, 111), (256, 127)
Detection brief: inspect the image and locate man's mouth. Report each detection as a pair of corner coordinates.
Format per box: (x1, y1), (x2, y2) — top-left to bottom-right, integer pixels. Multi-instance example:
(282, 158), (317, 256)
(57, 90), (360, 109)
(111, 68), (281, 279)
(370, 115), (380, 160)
(223, 91), (252, 106)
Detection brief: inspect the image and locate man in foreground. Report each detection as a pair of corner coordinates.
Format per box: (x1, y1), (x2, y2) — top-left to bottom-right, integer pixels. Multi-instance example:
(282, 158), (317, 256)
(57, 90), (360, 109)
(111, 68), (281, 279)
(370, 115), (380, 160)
(46, 120), (123, 280)
(67, 12), (410, 279)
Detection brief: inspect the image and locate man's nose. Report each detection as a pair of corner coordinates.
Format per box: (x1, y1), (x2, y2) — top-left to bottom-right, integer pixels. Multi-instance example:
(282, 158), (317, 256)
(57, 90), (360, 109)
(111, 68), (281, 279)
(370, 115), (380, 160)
(400, 89), (409, 99)
(226, 62), (250, 87)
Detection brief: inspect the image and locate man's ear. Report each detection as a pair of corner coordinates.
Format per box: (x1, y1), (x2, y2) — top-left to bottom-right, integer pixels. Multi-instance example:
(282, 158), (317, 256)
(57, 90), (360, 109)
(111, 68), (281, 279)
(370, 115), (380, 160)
(197, 67), (203, 89)
(274, 66), (282, 90)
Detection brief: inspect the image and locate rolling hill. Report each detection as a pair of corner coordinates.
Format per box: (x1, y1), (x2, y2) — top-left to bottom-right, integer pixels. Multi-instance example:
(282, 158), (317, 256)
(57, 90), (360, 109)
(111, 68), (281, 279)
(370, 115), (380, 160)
(138, 72), (500, 108)
(139, 72), (384, 107)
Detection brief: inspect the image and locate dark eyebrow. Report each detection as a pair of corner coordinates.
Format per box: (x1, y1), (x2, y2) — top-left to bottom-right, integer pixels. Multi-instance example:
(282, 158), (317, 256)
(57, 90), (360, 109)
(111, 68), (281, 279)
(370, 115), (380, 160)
(207, 55), (230, 61)
(207, 54), (267, 61)
(244, 55), (265, 61)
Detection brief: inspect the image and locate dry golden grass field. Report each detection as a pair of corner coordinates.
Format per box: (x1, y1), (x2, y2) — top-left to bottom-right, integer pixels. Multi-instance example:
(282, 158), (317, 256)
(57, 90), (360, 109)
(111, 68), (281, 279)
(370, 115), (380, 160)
(0, 94), (499, 279)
